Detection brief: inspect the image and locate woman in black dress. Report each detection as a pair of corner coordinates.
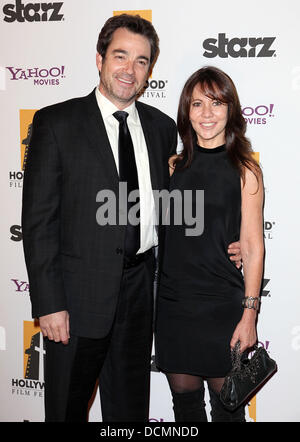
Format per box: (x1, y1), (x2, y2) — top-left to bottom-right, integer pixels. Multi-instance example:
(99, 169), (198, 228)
(155, 66), (264, 422)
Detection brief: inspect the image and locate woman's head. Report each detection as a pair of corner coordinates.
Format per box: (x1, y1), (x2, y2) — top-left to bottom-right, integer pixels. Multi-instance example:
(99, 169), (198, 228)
(177, 66), (259, 181)
(189, 82), (228, 148)
(178, 66), (245, 149)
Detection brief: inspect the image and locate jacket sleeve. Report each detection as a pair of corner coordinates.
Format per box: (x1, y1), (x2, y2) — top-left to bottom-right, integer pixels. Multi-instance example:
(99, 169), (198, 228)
(169, 120), (178, 156)
(22, 109), (67, 318)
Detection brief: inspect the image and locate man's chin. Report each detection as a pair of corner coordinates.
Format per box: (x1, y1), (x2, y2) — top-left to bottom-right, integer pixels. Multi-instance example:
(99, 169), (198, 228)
(113, 91), (138, 105)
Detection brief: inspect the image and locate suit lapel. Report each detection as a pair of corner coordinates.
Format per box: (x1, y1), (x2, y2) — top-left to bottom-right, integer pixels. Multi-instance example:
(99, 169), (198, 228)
(81, 92), (163, 193)
(82, 90), (119, 191)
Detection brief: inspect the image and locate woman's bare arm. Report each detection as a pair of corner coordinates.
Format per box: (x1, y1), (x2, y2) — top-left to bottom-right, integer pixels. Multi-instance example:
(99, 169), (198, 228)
(230, 166), (265, 352)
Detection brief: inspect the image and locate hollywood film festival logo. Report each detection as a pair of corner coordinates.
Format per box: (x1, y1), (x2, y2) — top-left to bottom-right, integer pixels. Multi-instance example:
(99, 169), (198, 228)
(264, 220), (275, 240)
(11, 321), (45, 398)
(142, 78), (168, 100)
(9, 109), (37, 190)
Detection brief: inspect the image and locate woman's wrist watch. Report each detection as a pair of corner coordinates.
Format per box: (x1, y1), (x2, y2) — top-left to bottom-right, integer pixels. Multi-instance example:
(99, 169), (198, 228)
(242, 296), (261, 311)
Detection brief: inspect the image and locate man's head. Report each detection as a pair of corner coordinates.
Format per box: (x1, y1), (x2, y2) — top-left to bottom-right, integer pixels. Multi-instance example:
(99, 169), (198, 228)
(96, 14), (159, 109)
(97, 14), (159, 68)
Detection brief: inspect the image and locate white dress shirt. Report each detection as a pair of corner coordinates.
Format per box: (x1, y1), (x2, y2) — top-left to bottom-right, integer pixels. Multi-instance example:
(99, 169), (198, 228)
(95, 87), (158, 253)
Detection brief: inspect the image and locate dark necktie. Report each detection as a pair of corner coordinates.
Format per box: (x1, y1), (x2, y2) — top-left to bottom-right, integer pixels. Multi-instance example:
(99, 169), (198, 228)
(113, 111), (140, 257)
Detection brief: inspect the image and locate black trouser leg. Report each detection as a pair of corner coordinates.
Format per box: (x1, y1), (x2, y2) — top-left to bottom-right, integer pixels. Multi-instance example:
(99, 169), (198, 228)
(44, 333), (110, 422)
(99, 253), (155, 422)
(65, 335), (111, 421)
(209, 388), (246, 422)
(171, 386), (208, 422)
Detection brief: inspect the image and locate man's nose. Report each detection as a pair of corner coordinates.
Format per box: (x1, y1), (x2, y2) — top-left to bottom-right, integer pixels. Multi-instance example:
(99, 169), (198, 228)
(124, 60), (134, 75)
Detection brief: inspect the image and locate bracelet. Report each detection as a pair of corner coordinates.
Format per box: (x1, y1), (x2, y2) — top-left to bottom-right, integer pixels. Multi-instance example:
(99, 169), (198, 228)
(242, 296), (261, 311)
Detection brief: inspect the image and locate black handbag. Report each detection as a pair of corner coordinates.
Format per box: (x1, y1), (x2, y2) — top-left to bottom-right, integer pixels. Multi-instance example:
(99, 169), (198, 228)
(219, 341), (277, 411)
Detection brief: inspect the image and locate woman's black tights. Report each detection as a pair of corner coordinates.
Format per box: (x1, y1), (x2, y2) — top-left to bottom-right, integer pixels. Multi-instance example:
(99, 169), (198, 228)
(166, 373), (246, 422)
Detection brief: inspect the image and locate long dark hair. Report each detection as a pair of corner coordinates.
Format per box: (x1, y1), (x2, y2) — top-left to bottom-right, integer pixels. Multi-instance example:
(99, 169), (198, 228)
(176, 66), (260, 184)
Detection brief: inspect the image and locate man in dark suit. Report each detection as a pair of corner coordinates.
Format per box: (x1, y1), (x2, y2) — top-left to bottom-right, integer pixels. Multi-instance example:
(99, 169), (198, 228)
(22, 14), (241, 422)
(22, 14), (177, 422)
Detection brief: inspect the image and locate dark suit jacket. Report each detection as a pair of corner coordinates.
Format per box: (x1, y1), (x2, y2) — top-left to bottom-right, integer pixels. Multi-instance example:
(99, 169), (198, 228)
(22, 89), (177, 338)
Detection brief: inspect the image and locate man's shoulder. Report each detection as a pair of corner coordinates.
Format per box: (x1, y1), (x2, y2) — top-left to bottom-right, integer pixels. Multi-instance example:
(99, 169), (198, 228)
(136, 100), (176, 128)
(35, 90), (95, 120)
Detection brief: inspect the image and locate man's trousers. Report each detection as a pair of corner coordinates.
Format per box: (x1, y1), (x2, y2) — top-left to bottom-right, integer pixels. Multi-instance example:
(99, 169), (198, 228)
(44, 251), (156, 422)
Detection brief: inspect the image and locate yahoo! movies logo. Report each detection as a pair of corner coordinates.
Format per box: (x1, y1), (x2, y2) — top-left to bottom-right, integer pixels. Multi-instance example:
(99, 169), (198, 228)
(242, 104), (275, 125)
(6, 66), (65, 86)
(11, 278), (29, 294)
(3, 0), (64, 22)
(203, 33), (276, 58)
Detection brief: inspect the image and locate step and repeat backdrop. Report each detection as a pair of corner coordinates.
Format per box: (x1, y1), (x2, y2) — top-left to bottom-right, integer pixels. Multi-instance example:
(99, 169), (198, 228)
(1, 0), (299, 422)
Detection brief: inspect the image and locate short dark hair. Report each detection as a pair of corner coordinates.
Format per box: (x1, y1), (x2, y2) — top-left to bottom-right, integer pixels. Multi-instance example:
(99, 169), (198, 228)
(97, 14), (159, 68)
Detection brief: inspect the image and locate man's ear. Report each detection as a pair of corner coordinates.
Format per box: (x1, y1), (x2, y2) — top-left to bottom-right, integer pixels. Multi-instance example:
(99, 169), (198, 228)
(96, 52), (103, 74)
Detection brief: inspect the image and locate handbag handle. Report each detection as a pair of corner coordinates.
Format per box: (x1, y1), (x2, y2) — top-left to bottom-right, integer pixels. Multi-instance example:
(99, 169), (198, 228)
(231, 341), (260, 371)
(231, 341), (242, 371)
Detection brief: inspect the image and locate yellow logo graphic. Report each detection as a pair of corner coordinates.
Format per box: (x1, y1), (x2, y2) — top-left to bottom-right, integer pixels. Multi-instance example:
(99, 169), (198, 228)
(248, 396), (256, 422)
(19, 109), (37, 170)
(113, 10), (152, 22)
(24, 320), (44, 381)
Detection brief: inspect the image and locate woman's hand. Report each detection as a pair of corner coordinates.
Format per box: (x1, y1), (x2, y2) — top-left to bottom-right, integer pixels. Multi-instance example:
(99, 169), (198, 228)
(230, 314), (257, 353)
(168, 155), (178, 176)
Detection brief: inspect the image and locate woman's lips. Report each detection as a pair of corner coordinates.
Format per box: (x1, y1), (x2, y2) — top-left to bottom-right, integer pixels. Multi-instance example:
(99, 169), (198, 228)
(200, 122), (216, 128)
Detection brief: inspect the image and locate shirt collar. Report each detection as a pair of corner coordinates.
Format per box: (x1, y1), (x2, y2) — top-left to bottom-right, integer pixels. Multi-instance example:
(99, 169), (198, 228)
(95, 86), (139, 124)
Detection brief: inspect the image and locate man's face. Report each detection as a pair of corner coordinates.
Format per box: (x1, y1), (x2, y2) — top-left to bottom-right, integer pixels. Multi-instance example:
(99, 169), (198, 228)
(97, 27), (151, 109)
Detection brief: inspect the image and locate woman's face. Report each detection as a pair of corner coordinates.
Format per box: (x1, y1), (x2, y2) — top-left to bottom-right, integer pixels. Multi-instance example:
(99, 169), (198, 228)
(189, 83), (228, 148)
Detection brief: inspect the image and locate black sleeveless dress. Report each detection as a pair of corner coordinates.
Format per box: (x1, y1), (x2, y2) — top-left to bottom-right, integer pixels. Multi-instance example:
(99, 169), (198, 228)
(155, 144), (245, 377)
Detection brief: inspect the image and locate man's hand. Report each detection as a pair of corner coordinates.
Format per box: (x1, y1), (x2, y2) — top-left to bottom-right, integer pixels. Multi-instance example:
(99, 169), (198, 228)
(228, 241), (242, 269)
(39, 310), (70, 345)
